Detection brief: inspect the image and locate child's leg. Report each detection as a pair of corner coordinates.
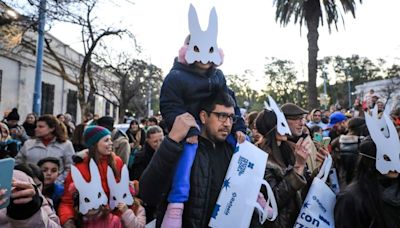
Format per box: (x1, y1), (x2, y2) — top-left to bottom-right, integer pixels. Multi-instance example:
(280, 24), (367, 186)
(162, 142), (198, 228)
(167, 142), (198, 202)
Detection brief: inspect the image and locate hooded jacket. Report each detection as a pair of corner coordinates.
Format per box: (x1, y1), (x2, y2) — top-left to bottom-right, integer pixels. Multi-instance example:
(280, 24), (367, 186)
(159, 58), (246, 138)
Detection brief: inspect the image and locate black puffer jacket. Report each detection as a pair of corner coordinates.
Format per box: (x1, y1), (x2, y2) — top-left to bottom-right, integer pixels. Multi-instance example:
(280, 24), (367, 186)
(140, 136), (261, 228)
(335, 179), (400, 228)
(159, 58), (246, 138)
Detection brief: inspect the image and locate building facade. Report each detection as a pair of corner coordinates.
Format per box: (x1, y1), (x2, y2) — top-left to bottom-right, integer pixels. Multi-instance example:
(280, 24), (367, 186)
(0, 30), (119, 123)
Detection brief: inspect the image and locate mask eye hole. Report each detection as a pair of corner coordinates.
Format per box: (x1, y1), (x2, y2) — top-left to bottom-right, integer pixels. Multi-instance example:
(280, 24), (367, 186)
(98, 192), (102, 198)
(194, 46), (199, 52)
(209, 47), (214, 53)
(383, 155), (391, 161)
(113, 196), (117, 200)
(381, 128), (385, 132)
(123, 193), (127, 199)
(84, 197), (90, 203)
(281, 122), (285, 127)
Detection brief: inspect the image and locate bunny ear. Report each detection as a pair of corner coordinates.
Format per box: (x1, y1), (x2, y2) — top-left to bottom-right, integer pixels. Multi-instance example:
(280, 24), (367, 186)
(71, 165), (86, 191)
(107, 165), (117, 187)
(89, 159), (101, 183)
(120, 164), (129, 184)
(264, 100), (271, 111)
(267, 96), (292, 136)
(207, 7), (218, 39)
(188, 4), (201, 35)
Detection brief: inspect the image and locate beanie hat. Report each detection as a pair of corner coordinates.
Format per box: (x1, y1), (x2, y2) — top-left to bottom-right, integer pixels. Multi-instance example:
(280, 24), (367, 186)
(83, 125), (111, 148)
(6, 108), (20, 121)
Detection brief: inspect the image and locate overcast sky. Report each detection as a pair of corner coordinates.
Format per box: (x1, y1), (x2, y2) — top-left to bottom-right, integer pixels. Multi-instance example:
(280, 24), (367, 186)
(50, 0), (400, 89)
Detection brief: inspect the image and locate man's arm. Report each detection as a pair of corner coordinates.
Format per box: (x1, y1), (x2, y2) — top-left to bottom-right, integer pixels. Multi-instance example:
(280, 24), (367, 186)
(139, 113), (198, 206)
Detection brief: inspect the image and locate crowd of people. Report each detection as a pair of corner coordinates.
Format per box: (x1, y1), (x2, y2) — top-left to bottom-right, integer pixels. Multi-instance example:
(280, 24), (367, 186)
(0, 86), (399, 228)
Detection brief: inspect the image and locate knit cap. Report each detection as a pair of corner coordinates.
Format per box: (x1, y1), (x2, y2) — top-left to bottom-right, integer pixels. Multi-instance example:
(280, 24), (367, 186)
(6, 108), (20, 121)
(83, 125), (111, 148)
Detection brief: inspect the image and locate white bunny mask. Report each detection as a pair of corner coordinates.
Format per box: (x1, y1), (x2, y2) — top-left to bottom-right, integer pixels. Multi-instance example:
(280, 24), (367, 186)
(264, 96), (292, 136)
(365, 106), (400, 174)
(71, 159), (108, 215)
(185, 4), (222, 65)
(107, 164), (134, 210)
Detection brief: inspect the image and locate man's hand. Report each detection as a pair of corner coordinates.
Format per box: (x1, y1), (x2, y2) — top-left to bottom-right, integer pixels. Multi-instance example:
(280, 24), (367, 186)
(168, 113), (198, 143)
(294, 137), (310, 175)
(316, 144), (330, 164)
(11, 181), (36, 204)
(235, 131), (246, 144)
(0, 188), (8, 205)
(186, 135), (198, 144)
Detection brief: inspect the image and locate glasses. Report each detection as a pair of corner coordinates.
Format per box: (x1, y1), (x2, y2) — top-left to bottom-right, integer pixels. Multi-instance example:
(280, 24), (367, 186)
(207, 111), (238, 124)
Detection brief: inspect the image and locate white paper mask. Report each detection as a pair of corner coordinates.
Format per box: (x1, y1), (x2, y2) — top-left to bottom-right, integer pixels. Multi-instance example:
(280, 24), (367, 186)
(365, 106), (400, 174)
(185, 4), (222, 65)
(107, 164), (134, 210)
(264, 96), (292, 136)
(71, 159), (108, 214)
(371, 105), (389, 137)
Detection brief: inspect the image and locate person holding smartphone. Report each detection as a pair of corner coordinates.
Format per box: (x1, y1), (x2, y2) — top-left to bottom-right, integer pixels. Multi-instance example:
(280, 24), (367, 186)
(0, 169), (61, 227)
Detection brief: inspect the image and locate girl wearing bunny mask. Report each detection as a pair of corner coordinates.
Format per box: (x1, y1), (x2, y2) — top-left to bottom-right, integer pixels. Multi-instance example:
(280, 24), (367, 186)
(59, 126), (146, 228)
(159, 4), (246, 227)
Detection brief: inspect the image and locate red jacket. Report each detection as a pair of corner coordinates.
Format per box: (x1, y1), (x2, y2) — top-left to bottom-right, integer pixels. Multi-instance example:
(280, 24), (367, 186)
(58, 152), (124, 225)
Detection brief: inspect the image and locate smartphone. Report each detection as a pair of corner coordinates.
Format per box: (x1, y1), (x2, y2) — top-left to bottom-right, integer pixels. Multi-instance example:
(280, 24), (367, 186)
(0, 158), (15, 209)
(313, 132), (323, 142)
(322, 137), (331, 148)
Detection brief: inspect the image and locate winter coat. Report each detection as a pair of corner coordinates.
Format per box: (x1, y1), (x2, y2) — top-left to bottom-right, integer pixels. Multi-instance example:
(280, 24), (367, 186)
(0, 170), (61, 228)
(15, 138), (74, 183)
(332, 135), (363, 189)
(126, 128), (146, 149)
(262, 161), (308, 228)
(140, 136), (261, 228)
(8, 124), (28, 145)
(22, 122), (36, 138)
(112, 129), (131, 165)
(129, 142), (155, 181)
(335, 180), (400, 228)
(159, 58), (246, 138)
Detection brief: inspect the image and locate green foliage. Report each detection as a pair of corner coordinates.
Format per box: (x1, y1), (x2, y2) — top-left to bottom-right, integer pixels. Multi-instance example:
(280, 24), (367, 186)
(262, 57), (307, 107)
(317, 55), (400, 108)
(226, 70), (261, 111)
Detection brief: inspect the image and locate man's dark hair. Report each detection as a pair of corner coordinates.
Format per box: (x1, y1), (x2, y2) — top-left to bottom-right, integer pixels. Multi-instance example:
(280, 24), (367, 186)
(148, 116), (158, 125)
(96, 116), (115, 131)
(37, 157), (61, 168)
(200, 90), (236, 112)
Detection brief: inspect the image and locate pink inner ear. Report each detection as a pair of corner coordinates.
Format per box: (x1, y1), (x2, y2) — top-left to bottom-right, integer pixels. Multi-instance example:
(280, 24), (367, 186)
(178, 45), (188, 64)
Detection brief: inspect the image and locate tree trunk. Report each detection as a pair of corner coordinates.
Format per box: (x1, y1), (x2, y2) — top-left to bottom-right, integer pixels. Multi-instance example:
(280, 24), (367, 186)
(305, 0), (320, 110)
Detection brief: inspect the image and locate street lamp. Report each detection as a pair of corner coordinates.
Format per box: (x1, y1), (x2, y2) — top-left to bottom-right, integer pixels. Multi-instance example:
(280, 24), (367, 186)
(347, 76), (353, 109)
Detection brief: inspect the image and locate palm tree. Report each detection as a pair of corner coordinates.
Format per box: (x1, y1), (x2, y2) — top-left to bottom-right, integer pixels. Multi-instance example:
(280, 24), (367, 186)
(273, 0), (361, 109)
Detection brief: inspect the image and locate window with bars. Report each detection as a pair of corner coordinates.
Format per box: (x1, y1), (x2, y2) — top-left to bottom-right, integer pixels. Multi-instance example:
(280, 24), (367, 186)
(0, 70), (2, 102)
(66, 89), (77, 121)
(41, 82), (55, 115)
